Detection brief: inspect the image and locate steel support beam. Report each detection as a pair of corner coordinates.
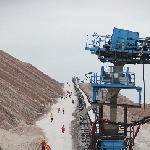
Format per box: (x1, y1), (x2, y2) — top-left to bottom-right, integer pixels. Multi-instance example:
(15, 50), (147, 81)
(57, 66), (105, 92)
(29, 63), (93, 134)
(110, 62), (125, 122)
(99, 105), (103, 136)
(124, 107), (127, 136)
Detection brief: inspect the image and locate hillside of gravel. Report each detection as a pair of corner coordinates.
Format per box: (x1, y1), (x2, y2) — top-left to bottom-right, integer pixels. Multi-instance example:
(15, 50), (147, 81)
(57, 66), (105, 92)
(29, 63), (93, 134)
(0, 50), (64, 130)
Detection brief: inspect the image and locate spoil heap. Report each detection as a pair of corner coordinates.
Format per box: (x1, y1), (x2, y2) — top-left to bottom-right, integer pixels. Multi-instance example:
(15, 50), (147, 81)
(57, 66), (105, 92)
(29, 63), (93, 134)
(0, 50), (63, 130)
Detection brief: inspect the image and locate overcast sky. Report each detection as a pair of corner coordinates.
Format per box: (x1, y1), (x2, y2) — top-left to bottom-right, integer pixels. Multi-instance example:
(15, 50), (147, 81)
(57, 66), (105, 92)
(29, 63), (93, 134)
(1, 0), (150, 103)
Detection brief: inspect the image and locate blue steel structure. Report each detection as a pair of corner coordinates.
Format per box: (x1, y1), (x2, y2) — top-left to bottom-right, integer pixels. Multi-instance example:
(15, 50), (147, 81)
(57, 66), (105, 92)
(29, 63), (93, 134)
(85, 27), (150, 150)
(86, 27), (150, 64)
(91, 66), (142, 104)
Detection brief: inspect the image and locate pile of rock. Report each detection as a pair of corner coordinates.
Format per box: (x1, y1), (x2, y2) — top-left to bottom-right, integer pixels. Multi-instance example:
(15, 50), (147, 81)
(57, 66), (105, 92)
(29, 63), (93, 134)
(0, 50), (63, 130)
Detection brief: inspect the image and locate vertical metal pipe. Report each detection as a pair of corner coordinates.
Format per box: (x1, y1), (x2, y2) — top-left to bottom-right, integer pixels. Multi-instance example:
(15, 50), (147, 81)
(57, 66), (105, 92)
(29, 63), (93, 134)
(143, 64), (145, 110)
(96, 73), (97, 83)
(99, 105), (103, 136)
(124, 107), (127, 136)
(93, 88), (96, 102)
(95, 107), (97, 122)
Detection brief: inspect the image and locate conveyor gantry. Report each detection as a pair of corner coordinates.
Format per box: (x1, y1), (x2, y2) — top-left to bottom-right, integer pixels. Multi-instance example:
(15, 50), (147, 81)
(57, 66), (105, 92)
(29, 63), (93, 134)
(83, 27), (150, 150)
(86, 27), (150, 64)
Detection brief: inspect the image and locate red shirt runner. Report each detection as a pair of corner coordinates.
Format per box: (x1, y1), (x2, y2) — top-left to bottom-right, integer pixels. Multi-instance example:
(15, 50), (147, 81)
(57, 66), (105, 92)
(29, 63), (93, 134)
(41, 141), (46, 147)
(61, 127), (65, 132)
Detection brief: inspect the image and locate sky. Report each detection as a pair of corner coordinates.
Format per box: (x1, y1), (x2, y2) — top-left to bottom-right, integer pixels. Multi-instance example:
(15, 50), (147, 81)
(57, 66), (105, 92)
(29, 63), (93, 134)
(1, 0), (150, 103)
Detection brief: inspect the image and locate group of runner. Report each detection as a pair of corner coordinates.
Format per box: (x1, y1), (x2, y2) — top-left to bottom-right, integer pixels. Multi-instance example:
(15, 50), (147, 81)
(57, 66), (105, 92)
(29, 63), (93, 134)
(58, 107), (64, 114)
(40, 82), (73, 150)
(61, 92), (72, 99)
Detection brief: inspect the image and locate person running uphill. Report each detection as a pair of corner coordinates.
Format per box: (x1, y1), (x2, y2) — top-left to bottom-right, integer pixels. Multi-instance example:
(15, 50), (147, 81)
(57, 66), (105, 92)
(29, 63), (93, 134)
(72, 99), (74, 104)
(40, 140), (46, 150)
(61, 125), (65, 133)
(58, 107), (60, 113)
(46, 145), (51, 150)
(62, 107), (64, 114)
(50, 113), (54, 122)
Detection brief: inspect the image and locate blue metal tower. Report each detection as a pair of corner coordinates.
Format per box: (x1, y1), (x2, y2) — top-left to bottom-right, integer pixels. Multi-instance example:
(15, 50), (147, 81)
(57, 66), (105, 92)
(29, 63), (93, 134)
(85, 27), (150, 150)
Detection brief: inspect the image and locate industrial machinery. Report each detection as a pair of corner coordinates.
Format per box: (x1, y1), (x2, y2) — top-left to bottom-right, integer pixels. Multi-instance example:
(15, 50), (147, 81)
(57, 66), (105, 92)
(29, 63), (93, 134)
(82, 27), (150, 150)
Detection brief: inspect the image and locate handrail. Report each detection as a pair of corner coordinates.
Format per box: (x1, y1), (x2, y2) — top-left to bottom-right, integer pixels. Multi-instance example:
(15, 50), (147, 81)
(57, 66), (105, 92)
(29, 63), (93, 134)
(90, 73), (135, 85)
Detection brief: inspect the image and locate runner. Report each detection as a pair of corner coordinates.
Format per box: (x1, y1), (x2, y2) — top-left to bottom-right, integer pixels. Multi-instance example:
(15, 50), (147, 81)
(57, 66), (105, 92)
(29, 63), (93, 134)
(50, 113), (54, 122)
(46, 145), (51, 150)
(40, 140), (46, 150)
(72, 99), (74, 104)
(58, 107), (60, 113)
(62, 107), (64, 114)
(61, 125), (65, 133)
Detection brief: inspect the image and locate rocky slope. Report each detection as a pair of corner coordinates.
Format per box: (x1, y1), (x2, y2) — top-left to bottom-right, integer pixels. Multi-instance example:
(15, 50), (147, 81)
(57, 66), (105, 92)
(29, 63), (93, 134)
(0, 50), (63, 130)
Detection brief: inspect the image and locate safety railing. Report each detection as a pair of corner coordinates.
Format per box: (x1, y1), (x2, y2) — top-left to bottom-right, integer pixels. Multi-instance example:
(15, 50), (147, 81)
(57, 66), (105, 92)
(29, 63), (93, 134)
(90, 72), (135, 85)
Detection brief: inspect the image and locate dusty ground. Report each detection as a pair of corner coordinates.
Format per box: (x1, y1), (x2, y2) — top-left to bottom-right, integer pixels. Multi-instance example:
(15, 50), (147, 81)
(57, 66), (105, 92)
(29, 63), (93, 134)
(0, 99), (60, 150)
(0, 124), (45, 150)
(133, 124), (150, 149)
